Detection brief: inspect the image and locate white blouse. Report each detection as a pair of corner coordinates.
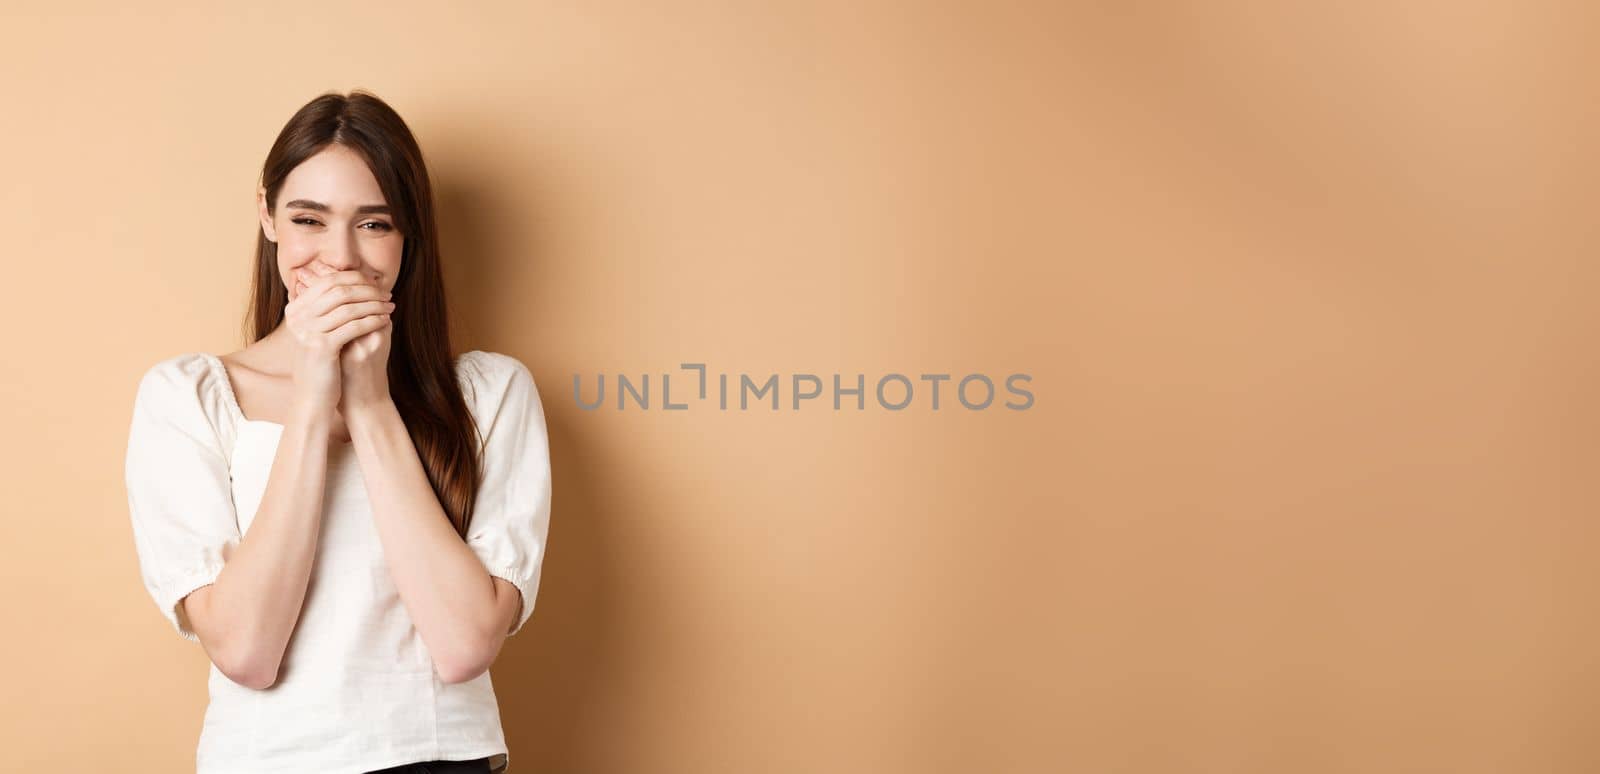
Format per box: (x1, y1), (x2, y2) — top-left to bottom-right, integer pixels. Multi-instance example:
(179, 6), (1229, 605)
(124, 350), (552, 774)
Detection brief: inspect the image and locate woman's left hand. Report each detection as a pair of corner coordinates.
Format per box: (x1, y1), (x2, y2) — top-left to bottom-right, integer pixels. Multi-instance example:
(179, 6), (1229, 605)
(297, 264), (393, 416)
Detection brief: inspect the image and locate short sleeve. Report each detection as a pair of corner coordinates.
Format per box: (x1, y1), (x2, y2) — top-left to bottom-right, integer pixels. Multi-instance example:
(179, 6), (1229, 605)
(124, 354), (242, 643)
(460, 351), (553, 637)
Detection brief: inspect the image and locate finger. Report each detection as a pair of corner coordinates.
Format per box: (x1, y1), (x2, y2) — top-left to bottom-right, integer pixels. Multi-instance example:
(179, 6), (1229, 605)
(298, 268), (376, 291)
(327, 312), (392, 349)
(313, 300), (395, 333)
(294, 270), (376, 303)
(304, 282), (392, 319)
(304, 268), (372, 287)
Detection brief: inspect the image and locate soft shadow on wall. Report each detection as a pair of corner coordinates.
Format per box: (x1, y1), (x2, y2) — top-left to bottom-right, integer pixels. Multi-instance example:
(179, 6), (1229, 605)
(432, 123), (617, 772)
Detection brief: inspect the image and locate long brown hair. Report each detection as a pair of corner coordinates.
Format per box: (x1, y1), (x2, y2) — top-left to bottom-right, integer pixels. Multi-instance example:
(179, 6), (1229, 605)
(244, 89), (481, 539)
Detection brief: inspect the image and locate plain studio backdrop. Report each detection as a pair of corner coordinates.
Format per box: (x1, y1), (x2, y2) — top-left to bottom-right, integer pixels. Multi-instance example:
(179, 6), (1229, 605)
(1, 2), (1595, 772)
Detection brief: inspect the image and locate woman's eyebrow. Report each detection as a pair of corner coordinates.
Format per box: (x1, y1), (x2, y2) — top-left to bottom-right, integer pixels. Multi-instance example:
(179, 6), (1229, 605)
(283, 199), (392, 215)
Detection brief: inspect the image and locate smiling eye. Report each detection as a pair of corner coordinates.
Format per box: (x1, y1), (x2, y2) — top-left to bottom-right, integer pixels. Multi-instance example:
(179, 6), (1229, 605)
(291, 217), (322, 226)
(360, 221), (394, 232)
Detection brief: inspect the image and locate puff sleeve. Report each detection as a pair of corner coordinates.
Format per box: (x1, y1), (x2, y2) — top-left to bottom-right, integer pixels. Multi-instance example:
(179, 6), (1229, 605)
(124, 355), (242, 642)
(461, 351), (553, 637)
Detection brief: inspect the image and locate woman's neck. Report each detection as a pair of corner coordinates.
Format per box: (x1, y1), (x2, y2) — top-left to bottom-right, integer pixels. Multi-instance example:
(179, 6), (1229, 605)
(235, 323), (296, 376)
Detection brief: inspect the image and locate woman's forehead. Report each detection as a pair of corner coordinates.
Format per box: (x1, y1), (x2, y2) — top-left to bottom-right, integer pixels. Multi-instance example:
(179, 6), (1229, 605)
(281, 145), (387, 206)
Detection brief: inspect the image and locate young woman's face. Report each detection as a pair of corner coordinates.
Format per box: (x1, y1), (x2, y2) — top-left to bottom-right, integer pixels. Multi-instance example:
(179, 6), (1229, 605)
(258, 144), (403, 300)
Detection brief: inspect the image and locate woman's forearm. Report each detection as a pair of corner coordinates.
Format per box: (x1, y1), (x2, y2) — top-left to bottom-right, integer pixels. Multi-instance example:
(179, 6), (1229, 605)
(345, 398), (510, 683)
(184, 396), (333, 689)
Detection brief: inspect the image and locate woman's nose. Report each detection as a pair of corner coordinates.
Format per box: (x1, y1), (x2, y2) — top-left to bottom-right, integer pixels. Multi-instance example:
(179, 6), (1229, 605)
(321, 234), (362, 270)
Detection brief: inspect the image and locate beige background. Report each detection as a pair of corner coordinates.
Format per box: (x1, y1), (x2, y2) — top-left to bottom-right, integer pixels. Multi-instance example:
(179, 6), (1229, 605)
(1, 2), (1594, 772)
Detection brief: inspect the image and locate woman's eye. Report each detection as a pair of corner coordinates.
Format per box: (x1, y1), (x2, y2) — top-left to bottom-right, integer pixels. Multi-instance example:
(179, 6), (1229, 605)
(360, 221), (394, 232)
(291, 217), (322, 226)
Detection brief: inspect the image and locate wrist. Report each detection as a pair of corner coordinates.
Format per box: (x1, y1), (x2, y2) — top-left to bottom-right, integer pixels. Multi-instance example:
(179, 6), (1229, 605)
(344, 397), (399, 431)
(285, 395), (339, 443)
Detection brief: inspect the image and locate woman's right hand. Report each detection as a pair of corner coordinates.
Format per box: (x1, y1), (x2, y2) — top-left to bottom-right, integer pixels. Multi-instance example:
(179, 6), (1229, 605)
(283, 268), (395, 407)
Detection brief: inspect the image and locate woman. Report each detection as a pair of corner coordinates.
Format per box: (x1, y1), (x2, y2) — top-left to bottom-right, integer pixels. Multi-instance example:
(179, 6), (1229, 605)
(124, 90), (551, 773)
